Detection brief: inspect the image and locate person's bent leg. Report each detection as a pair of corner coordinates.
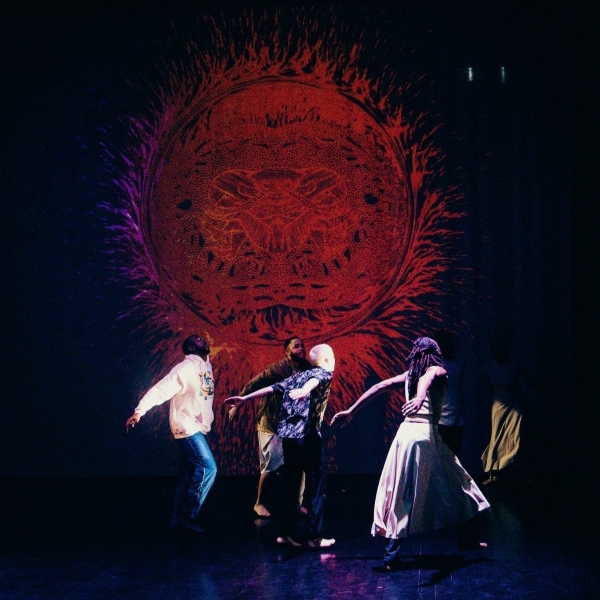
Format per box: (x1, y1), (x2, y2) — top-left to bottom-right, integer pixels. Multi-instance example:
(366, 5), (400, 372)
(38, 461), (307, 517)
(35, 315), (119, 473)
(176, 431), (217, 523)
(304, 435), (335, 548)
(255, 471), (276, 517)
(255, 431), (284, 518)
(383, 537), (404, 569)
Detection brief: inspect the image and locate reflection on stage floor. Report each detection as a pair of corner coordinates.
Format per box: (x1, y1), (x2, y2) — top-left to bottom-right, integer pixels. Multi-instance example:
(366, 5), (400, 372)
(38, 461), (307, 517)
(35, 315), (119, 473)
(1, 474), (598, 599)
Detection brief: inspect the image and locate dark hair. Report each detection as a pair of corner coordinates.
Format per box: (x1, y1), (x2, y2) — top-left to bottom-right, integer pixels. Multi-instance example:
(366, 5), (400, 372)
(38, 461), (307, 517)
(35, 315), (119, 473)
(406, 337), (446, 399)
(283, 336), (301, 351)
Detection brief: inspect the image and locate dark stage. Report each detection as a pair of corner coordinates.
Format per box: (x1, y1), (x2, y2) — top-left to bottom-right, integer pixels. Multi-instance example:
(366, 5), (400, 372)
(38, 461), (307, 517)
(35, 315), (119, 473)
(1, 1), (597, 599)
(1, 473), (598, 599)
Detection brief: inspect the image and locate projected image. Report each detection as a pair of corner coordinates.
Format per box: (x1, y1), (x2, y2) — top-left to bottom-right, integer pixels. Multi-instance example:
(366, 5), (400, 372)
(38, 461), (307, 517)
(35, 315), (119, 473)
(109, 9), (462, 473)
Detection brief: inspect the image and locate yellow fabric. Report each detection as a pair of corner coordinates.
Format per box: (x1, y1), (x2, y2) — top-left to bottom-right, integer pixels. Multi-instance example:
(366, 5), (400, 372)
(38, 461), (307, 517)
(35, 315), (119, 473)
(481, 399), (522, 472)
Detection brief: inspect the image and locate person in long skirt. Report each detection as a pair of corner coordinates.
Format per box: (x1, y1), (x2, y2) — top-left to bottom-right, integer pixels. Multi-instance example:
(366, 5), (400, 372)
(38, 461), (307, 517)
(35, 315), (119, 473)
(331, 337), (489, 571)
(480, 335), (524, 485)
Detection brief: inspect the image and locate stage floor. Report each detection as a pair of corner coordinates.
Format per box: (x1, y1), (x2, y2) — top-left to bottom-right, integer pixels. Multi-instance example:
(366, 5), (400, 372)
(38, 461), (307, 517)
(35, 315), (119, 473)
(1, 474), (598, 599)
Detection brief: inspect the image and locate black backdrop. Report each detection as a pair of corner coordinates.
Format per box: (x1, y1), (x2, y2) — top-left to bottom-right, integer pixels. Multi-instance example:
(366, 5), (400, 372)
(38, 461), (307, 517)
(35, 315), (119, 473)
(0, 0), (593, 483)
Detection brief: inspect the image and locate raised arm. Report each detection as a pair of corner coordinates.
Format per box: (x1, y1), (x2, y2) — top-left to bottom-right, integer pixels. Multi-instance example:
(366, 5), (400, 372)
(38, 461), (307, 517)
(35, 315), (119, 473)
(330, 371), (408, 427)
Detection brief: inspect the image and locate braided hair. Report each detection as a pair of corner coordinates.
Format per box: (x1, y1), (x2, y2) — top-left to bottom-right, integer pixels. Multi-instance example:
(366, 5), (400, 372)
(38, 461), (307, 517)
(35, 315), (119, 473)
(406, 337), (446, 399)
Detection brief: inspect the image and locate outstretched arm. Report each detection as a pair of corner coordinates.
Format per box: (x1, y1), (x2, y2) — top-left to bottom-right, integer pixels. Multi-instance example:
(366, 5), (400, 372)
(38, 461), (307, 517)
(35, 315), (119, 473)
(126, 369), (184, 432)
(288, 377), (319, 400)
(229, 361), (292, 421)
(331, 371), (408, 427)
(224, 385), (276, 410)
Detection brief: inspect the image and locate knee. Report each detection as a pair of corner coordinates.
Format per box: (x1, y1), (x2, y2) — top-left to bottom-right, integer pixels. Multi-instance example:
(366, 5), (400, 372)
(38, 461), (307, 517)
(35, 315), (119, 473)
(207, 461), (217, 480)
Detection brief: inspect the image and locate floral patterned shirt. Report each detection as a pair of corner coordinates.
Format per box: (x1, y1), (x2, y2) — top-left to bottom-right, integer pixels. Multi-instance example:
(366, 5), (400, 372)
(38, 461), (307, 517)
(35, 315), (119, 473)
(241, 358), (312, 433)
(273, 367), (333, 439)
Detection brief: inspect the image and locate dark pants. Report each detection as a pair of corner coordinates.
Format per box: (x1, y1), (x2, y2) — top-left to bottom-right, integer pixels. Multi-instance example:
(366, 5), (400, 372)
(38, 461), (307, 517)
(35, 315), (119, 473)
(281, 435), (326, 541)
(383, 537), (404, 566)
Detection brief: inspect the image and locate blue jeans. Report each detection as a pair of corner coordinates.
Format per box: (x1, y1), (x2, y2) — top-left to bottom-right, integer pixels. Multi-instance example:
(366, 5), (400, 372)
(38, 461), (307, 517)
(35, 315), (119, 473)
(171, 432), (217, 526)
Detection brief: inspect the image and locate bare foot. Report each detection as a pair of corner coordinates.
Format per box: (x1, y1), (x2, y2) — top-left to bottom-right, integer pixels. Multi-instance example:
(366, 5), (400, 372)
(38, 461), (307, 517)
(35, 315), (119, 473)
(276, 536), (302, 547)
(254, 504), (271, 518)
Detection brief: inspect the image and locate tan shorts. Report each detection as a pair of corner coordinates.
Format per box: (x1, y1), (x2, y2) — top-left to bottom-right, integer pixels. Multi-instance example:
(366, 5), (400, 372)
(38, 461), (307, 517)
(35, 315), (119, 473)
(258, 430), (284, 473)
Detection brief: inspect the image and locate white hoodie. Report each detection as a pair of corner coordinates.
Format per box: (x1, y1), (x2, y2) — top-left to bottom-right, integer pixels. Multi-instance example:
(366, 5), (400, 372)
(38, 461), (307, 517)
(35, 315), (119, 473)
(134, 354), (214, 438)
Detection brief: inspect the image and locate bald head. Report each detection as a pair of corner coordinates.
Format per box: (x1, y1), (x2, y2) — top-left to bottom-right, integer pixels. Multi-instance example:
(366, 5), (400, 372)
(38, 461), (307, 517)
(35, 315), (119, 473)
(309, 344), (335, 371)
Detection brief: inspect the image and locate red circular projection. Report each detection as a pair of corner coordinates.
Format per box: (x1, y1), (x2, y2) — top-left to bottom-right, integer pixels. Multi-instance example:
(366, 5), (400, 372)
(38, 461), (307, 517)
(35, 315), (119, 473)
(113, 12), (461, 473)
(147, 80), (411, 343)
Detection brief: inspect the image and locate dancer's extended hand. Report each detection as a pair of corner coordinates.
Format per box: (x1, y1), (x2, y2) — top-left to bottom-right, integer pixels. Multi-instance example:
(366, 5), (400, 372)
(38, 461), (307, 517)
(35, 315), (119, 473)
(330, 410), (353, 427)
(224, 396), (245, 409)
(126, 413), (140, 432)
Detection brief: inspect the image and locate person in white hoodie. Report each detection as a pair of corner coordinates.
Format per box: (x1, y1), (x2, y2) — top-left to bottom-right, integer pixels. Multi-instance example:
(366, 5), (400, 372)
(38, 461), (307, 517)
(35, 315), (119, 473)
(126, 335), (217, 534)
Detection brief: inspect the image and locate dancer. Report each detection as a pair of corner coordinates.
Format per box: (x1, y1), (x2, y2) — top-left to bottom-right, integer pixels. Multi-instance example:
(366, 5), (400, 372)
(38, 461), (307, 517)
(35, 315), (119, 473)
(225, 344), (335, 548)
(229, 337), (311, 518)
(331, 337), (489, 571)
(481, 335), (525, 485)
(126, 335), (217, 535)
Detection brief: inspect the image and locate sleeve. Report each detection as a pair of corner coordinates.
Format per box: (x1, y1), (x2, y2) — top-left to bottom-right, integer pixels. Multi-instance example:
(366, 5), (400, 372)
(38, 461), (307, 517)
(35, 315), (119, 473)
(271, 381), (286, 395)
(271, 370), (299, 395)
(134, 368), (185, 417)
(312, 369), (332, 385)
(271, 369), (325, 395)
(240, 362), (288, 395)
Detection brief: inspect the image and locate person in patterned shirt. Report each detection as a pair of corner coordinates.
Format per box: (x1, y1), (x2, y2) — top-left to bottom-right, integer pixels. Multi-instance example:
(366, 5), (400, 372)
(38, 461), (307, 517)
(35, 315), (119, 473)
(225, 344), (336, 548)
(229, 337), (311, 519)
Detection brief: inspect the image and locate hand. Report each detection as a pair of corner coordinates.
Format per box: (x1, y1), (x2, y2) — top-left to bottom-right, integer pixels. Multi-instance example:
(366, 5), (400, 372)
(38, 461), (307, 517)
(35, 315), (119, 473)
(228, 405), (239, 422)
(224, 396), (245, 409)
(330, 410), (353, 427)
(289, 388), (310, 401)
(401, 397), (424, 417)
(126, 413), (140, 432)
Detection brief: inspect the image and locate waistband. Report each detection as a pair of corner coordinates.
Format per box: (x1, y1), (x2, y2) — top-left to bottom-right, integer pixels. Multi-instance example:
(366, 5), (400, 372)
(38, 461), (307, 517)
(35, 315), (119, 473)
(404, 414), (435, 424)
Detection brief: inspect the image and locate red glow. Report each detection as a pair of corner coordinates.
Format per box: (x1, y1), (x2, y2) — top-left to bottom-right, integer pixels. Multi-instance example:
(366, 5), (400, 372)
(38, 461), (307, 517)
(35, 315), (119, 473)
(109, 10), (462, 473)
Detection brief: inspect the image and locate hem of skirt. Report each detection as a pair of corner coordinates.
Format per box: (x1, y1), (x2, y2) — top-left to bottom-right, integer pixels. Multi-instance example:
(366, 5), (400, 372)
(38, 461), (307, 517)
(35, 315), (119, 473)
(371, 525), (408, 540)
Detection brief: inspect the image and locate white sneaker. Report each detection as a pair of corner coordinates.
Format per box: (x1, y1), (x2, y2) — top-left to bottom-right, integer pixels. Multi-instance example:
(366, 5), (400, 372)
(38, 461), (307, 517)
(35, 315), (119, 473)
(307, 537), (335, 548)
